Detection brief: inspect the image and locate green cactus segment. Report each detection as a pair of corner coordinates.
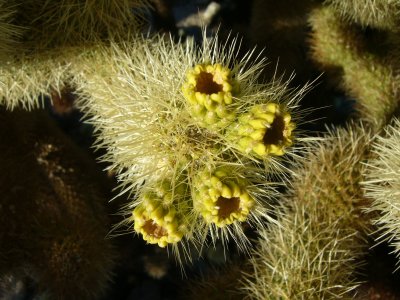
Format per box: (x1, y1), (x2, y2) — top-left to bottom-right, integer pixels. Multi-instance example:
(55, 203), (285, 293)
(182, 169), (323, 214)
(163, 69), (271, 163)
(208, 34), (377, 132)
(15, 0), (148, 50)
(324, 0), (400, 30)
(132, 180), (188, 247)
(182, 63), (237, 127)
(228, 103), (295, 157)
(193, 167), (254, 227)
(309, 6), (400, 129)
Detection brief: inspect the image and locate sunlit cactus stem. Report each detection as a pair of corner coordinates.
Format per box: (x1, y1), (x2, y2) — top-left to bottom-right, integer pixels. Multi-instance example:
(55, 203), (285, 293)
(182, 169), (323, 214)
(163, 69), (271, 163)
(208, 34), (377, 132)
(363, 119), (400, 269)
(15, 0), (150, 50)
(323, 0), (400, 30)
(0, 49), (73, 109)
(241, 201), (364, 299)
(241, 124), (373, 299)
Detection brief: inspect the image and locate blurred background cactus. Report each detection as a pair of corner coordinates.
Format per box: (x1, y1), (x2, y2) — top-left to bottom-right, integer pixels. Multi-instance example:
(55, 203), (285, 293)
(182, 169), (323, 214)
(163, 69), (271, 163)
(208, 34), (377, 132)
(0, 0), (22, 62)
(0, 108), (115, 299)
(2, 0), (400, 299)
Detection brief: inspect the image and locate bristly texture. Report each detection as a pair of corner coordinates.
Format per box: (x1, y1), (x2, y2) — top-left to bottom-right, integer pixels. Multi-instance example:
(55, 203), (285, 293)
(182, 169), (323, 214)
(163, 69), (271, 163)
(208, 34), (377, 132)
(0, 0), (22, 61)
(242, 202), (364, 300)
(192, 166), (255, 227)
(292, 124), (374, 232)
(15, 0), (149, 50)
(75, 30), (310, 259)
(363, 119), (400, 269)
(0, 49), (74, 109)
(0, 109), (115, 299)
(241, 124), (372, 299)
(182, 63), (239, 128)
(323, 0), (400, 30)
(0, 0), (150, 110)
(308, 6), (400, 129)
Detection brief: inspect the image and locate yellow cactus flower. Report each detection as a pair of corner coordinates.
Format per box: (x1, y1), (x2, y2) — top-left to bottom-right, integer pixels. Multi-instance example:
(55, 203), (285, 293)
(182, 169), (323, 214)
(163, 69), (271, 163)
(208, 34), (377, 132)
(193, 167), (255, 227)
(228, 103), (295, 157)
(132, 179), (189, 247)
(182, 63), (238, 128)
(133, 204), (184, 248)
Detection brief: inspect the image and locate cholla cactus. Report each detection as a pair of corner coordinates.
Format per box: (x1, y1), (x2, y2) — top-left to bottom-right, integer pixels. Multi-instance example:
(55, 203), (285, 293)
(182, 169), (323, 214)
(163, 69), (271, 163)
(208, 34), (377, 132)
(0, 0), (22, 61)
(132, 176), (191, 248)
(226, 103), (295, 157)
(242, 202), (364, 299)
(323, 0), (400, 30)
(192, 166), (254, 227)
(363, 119), (400, 268)
(292, 124), (374, 232)
(0, 0), (151, 110)
(16, 0), (149, 50)
(308, 6), (400, 129)
(182, 62), (238, 128)
(75, 30), (310, 258)
(0, 109), (115, 299)
(241, 124), (372, 299)
(0, 49), (73, 109)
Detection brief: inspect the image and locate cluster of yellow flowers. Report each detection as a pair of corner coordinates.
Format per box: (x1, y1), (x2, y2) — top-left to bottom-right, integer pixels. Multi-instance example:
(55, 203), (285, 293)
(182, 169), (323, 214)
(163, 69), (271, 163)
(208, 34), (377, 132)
(75, 32), (307, 258)
(129, 57), (297, 252)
